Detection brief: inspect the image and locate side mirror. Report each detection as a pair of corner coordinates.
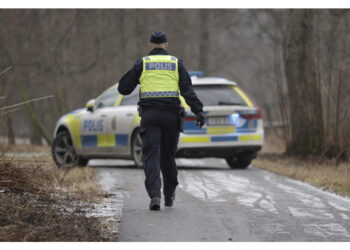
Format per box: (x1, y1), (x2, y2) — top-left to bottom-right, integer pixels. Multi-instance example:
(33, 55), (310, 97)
(86, 99), (95, 112)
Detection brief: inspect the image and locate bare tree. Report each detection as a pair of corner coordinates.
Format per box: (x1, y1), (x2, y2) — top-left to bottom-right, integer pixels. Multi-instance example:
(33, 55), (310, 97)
(283, 9), (324, 156)
(199, 9), (210, 73)
(1, 8), (349, 161)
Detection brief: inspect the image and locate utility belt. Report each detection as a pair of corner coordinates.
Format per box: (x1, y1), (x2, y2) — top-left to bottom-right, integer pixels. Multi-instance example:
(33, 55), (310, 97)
(138, 104), (185, 132)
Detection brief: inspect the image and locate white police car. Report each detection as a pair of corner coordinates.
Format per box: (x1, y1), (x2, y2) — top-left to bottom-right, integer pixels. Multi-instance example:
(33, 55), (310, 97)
(52, 73), (264, 169)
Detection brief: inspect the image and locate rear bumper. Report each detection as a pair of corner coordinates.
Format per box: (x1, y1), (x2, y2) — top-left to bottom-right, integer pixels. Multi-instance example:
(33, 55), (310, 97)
(175, 145), (262, 158)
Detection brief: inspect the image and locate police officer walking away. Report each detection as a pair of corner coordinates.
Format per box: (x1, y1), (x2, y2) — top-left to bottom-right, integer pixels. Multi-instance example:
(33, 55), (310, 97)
(118, 31), (205, 210)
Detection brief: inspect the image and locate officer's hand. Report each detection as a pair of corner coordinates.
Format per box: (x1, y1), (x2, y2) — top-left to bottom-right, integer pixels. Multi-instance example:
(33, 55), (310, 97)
(196, 112), (206, 128)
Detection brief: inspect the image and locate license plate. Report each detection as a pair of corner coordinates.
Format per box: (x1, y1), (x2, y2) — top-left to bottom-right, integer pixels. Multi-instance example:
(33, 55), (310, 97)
(207, 116), (229, 126)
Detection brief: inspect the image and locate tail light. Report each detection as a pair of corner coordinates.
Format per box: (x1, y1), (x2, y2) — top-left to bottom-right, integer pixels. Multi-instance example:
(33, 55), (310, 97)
(238, 88), (263, 120)
(240, 108), (263, 120)
(184, 116), (197, 122)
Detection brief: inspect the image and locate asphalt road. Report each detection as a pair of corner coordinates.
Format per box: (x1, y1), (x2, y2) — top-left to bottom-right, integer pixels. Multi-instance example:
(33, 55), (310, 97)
(92, 158), (350, 242)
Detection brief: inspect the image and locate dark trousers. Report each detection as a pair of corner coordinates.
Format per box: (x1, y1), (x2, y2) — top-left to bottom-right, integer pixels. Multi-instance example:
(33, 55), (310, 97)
(140, 109), (180, 199)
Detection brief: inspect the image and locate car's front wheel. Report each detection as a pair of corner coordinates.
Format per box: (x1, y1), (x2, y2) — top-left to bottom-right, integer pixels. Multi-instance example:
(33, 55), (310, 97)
(77, 157), (89, 167)
(52, 131), (79, 168)
(131, 129), (144, 168)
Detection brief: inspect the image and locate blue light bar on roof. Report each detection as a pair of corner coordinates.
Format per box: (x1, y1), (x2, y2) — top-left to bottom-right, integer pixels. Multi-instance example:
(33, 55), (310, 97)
(189, 71), (205, 77)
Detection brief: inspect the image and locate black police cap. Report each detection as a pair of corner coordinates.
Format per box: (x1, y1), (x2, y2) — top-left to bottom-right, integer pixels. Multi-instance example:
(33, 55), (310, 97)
(150, 31), (168, 44)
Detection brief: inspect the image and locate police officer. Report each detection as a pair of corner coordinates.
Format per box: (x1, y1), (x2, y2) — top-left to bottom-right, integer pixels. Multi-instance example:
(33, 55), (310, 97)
(118, 31), (205, 210)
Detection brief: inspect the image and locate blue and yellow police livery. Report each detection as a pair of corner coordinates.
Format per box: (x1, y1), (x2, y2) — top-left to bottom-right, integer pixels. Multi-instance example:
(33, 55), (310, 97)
(52, 75), (264, 169)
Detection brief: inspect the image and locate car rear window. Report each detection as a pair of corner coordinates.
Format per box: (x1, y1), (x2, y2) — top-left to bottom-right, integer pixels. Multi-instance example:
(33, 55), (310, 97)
(193, 85), (247, 106)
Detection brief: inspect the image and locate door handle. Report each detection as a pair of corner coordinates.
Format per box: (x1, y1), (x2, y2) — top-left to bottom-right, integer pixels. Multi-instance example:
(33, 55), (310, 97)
(126, 113), (133, 116)
(100, 114), (107, 118)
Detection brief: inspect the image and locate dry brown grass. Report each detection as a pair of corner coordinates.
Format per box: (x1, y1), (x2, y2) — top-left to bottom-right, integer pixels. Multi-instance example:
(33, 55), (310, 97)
(260, 133), (287, 155)
(254, 135), (350, 197)
(0, 155), (113, 241)
(1, 144), (50, 154)
(254, 155), (350, 196)
(52, 166), (105, 203)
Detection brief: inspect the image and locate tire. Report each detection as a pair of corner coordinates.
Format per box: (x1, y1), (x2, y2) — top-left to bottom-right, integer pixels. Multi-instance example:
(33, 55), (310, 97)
(131, 129), (144, 168)
(77, 157), (89, 167)
(52, 131), (78, 168)
(225, 155), (252, 169)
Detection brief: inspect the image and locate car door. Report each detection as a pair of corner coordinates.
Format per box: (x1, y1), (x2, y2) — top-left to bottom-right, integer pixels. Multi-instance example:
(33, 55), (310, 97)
(80, 86), (119, 156)
(105, 86), (140, 156)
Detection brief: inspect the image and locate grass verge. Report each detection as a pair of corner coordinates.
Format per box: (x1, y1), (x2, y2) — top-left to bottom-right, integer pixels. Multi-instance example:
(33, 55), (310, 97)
(0, 154), (117, 241)
(253, 135), (350, 197)
(1, 144), (50, 154)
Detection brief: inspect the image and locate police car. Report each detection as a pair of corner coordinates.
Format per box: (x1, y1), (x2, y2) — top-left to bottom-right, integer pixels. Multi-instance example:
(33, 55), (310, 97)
(52, 72), (264, 169)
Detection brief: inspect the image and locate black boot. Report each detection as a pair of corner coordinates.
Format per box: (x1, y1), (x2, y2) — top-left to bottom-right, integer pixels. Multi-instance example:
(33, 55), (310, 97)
(164, 193), (175, 207)
(149, 197), (161, 210)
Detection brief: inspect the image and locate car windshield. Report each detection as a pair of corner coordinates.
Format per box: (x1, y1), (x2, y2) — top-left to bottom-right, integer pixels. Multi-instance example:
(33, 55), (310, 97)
(121, 86), (140, 106)
(193, 85), (247, 106)
(95, 85), (119, 109)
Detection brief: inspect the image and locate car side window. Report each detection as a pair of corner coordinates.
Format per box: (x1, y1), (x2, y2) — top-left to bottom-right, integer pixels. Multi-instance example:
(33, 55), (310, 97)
(121, 87), (139, 106)
(95, 86), (119, 109)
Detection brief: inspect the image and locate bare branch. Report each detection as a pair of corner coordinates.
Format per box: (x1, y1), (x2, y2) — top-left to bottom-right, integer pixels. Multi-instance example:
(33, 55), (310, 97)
(0, 95), (54, 110)
(0, 107), (21, 116)
(0, 66), (12, 77)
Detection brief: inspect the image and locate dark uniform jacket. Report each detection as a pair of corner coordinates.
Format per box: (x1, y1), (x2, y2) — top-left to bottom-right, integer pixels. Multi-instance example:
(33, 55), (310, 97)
(118, 48), (203, 115)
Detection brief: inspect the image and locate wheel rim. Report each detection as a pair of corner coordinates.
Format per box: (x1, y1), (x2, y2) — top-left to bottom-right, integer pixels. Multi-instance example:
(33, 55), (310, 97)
(54, 134), (77, 168)
(133, 132), (143, 167)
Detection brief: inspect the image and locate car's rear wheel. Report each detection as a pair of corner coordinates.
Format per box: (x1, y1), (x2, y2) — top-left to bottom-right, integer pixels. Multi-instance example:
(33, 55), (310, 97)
(52, 131), (79, 168)
(226, 156), (253, 169)
(131, 129), (144, 168)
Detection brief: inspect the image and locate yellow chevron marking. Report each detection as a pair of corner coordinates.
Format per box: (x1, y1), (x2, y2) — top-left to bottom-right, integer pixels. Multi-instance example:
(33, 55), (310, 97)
(207, 126), (235, 135)
(97, 134), (115, 147)
(65, 115), (81, 148)
(132, 115), (141, 127)
(239, 134), (262, 141)
(181, 136), (210, 143)
(234, 87), (254, 107)
(179, 96), (190, 109)
(115, 94), (123, 107)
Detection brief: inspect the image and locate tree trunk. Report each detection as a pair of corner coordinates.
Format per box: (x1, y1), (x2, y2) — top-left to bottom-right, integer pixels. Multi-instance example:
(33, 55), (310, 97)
(283, 9), (324, 156)
(20, 88), (53, 145)
(118, 9), (127, 72)
(6, 116), (15, 144)
(199, 9), (210, 73)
